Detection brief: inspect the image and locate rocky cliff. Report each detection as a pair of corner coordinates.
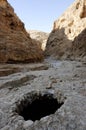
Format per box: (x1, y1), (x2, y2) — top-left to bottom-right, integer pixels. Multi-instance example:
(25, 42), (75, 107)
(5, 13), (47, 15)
(28, 30), (49, 51)
(45, 0), (86, 60)
(72, 28), (86, 60)
(0, 0), (43, 63)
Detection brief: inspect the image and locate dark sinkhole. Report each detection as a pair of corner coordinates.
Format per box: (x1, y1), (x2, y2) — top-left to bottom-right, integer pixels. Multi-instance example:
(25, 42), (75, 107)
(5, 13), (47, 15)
(16, 93), (64, 121)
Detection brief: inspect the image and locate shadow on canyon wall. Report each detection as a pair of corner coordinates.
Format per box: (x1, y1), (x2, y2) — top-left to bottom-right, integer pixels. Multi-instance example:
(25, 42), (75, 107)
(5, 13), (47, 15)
(45, 27), (86, 60)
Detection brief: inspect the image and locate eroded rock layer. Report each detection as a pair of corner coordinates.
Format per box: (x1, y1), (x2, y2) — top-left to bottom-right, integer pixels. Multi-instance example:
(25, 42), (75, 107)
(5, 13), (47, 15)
(45, 0), (86, 60)
(0, 0), (43, 63)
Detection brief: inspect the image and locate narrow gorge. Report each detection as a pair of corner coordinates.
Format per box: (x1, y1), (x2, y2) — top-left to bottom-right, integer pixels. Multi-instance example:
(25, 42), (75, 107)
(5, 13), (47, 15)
(0, 0), (86, 130)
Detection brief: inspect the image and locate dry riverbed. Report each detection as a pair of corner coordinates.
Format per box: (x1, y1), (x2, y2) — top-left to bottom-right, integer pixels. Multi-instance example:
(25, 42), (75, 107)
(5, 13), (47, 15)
(0, 59), (86, 130)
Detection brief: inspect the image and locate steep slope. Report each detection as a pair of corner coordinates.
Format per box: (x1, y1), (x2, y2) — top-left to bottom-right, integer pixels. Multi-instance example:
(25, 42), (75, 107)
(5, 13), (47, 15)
(45, 0), (86, 60)
(28, 30), (49, 51)
(72, 28), (86, 60)
(0, 0), (43, 63)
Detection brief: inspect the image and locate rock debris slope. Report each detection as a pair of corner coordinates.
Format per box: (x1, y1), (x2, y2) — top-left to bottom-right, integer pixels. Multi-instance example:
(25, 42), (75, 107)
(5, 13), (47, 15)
(45, 0), (86, 60)
(0, 0), (43, 63)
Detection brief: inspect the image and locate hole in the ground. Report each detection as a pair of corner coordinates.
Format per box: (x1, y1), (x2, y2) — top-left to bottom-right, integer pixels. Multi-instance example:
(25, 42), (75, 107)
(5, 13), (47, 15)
(16, 93), (64, 121)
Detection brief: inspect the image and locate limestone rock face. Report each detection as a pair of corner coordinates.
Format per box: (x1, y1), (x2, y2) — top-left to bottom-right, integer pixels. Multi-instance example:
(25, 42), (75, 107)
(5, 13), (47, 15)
(28, 30), (49, 51)
(45, 0), (86, 60)
(0, 0), (43, 63)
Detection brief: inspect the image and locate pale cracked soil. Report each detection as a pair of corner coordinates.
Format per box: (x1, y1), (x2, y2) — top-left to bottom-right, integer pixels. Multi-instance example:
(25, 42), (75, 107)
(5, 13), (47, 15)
(0, 58), (86, 130)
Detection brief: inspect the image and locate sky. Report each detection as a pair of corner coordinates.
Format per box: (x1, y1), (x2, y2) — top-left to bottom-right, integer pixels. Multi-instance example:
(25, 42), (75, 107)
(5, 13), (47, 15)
(8, 0), (75, 32)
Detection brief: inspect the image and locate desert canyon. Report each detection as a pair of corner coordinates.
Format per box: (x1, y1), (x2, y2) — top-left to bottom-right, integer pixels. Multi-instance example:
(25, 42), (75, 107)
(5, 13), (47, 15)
(0, 0), (86, 130)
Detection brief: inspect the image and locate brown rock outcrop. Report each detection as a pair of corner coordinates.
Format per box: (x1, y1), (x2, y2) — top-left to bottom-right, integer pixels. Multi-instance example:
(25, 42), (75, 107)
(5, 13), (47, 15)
(0, 0), (43, 63)
(45, 0), (86, 60)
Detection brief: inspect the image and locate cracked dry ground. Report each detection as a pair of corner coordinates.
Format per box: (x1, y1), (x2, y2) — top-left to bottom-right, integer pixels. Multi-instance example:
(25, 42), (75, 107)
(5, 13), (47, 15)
(0, 59), (86, 130)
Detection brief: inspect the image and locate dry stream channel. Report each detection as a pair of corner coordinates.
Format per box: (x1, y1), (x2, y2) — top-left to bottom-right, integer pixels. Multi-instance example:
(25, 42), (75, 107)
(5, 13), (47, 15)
(0, 58), (86, 130)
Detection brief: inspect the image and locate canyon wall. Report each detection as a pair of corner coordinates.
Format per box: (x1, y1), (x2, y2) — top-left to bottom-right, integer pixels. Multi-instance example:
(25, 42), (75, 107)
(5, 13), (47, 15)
(28, 30), (49, 51)
(45, 0), (86, 60)
(0, 0), (43, 63)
